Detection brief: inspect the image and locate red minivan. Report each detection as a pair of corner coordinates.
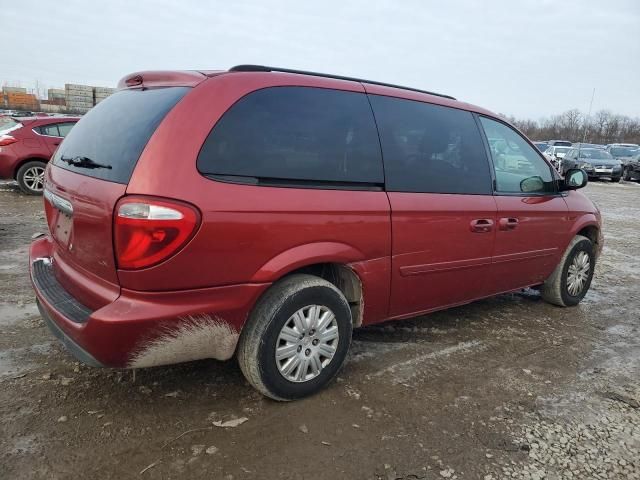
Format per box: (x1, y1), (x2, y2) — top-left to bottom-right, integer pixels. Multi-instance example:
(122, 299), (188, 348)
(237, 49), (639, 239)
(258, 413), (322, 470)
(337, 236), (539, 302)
(29, 66), (602, 400)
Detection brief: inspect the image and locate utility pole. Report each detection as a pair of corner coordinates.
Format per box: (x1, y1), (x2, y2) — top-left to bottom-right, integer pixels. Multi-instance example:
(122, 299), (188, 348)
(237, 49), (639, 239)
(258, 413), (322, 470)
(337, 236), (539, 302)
(582, 88), (596, 144)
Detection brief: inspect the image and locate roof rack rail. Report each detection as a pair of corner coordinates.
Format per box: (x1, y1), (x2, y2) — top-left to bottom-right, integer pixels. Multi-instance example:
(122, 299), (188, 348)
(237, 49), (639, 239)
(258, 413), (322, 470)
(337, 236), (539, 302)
(229, 65), (456, 100)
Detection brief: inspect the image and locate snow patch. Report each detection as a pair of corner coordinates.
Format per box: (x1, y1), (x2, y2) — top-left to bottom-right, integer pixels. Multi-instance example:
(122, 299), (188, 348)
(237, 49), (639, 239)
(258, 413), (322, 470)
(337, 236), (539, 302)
(372, 340), (485, 383)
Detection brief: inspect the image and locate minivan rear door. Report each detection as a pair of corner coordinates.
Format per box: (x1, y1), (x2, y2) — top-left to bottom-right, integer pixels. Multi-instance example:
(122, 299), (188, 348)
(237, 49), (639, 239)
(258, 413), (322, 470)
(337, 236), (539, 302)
(43, 86), (190, 308)
(367, 91), (498, 317)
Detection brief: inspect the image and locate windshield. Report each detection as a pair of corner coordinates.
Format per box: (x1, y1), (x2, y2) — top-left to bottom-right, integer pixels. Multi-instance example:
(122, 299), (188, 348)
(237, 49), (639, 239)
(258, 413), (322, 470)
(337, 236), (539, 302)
(553, 141), (572, 147)
(610, 147), (637, 157)
(579, 149), (612, 160)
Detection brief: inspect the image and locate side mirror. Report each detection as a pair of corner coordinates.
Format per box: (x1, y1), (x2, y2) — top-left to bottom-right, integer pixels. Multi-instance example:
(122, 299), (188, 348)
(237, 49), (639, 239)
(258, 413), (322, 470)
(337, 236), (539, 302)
(520, 175), (545, 193)
(562, 168), (588, 190)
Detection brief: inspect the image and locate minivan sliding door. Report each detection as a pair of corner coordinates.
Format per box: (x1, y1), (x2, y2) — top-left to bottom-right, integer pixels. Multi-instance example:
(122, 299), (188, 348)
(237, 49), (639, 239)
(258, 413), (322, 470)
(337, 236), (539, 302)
(368, 93), (497, 317)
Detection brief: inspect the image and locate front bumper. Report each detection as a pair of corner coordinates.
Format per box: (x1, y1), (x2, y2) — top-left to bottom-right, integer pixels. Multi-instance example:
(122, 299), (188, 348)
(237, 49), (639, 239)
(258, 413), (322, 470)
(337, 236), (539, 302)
(585, 168), (622, 179)
(30, 236), (270, 368)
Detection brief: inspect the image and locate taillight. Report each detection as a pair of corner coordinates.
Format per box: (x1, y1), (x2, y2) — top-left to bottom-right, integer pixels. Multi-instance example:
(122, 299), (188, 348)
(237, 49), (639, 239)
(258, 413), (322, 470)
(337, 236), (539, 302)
(114, 196), (200, 270)
(0, 135), (17, 146)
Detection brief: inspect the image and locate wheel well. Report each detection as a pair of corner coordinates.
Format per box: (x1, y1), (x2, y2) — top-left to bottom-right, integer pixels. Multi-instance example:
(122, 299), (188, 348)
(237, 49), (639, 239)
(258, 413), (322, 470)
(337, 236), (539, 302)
(284, 263), (364, 327)
(577, 226), (599, 248)
(13, 158), (48, 179)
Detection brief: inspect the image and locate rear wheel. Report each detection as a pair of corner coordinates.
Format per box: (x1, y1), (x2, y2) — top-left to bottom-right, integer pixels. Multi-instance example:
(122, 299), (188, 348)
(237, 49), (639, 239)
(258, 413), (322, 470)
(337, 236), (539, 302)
(237, 274), (352, 401)
(541, 235), (595, 307)
(16, 160), (46, 195)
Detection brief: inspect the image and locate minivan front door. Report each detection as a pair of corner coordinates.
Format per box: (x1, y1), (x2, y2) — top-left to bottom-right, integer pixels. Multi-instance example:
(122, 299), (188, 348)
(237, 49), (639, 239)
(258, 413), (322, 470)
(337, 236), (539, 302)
(478, 116), (571, 293)
(367, 91), (498, 317)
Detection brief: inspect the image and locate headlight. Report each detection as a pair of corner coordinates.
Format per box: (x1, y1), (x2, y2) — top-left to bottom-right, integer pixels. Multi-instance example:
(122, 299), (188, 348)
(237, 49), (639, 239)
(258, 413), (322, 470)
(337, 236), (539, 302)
(580, 163), (593, 169)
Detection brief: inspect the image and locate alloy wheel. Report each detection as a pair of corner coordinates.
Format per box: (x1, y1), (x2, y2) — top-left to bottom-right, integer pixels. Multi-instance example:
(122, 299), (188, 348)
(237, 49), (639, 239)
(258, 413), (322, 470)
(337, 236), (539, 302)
(23, 166), (45, 192)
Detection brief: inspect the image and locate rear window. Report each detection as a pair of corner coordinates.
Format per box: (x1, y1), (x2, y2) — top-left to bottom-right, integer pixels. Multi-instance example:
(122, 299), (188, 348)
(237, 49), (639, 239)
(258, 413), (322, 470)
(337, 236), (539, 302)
(0, 117), (20, 134)
(52, 87), (188, 184)
(197, 86), (384, 186)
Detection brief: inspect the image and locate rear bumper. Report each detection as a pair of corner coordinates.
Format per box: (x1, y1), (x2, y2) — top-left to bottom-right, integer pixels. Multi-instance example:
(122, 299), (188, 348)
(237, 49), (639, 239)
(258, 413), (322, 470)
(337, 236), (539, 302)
(30, 236), (270, 368)
(36, 298), (103, 367)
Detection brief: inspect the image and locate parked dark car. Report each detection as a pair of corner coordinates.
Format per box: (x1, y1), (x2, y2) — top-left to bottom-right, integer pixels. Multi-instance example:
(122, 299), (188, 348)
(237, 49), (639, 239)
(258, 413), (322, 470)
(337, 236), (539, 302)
(571, 143), (605, 150)
(0, 116), (80, 194)
(623, 153), (640, 181)
(29, 66), (602, 400)
(562, 148), (622, 181)
(606, 144), (639, 166)
(548, 140), (572, 147)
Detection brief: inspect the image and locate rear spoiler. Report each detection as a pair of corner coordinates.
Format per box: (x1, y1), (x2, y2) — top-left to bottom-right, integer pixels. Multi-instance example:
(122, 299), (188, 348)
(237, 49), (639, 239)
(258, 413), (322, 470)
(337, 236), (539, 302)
(117, 71), (210, 90)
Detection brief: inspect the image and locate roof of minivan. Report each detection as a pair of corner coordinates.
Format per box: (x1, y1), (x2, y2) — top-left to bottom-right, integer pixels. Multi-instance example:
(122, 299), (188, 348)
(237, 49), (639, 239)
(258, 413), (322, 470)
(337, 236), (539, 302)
(224, 65), (498, 117)
(117, 67), (498, 118)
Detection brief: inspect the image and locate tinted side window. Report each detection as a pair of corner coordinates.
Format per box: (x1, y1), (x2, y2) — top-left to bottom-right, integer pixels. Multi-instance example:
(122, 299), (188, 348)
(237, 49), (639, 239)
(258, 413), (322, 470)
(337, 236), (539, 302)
(56, 122), (76, 137)
(197, 87), (383, 185)
(40, 124), (60, 137)
(480, 117), (554, 194)
(369, 95), (492, 194)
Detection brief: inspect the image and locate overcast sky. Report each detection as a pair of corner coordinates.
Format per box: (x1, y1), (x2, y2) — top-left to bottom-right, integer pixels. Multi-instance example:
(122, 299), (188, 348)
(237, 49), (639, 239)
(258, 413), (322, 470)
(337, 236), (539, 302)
(1, 0), (638, 119)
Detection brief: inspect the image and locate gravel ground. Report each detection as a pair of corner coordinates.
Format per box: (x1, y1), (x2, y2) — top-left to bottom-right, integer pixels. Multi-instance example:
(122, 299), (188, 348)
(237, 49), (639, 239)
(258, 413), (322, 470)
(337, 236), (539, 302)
(0, 178), (638, 479)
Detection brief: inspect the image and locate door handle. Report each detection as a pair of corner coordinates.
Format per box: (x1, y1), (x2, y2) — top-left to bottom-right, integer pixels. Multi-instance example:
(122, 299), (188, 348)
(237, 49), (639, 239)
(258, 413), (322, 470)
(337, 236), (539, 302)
(470, 218), (494, 233)
(499, 217), (519, 231)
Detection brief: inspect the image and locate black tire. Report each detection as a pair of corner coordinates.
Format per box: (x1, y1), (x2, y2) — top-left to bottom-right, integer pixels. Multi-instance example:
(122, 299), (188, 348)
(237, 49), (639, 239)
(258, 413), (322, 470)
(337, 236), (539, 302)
(611, 176), (621, 183)
(541, 235), (595, 307)
(16, 160), (46, 195)
(623, 168), (632, 181)
(237, 274), (352, 401)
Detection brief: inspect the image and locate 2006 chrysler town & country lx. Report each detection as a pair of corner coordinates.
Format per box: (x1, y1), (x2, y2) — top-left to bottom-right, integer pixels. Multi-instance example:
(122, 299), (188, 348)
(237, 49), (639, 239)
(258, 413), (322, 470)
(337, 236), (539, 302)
(29, 65), (602, 400)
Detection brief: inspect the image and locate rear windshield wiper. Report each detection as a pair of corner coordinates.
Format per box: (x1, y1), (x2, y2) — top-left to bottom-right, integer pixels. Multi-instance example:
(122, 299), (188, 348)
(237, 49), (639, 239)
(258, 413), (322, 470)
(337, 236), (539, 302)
(60, 155), (112, 170)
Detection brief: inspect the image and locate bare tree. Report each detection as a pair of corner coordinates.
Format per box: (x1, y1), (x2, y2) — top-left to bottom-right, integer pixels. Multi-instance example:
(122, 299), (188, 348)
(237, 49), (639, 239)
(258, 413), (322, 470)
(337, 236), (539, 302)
(508, 110), (640, 144)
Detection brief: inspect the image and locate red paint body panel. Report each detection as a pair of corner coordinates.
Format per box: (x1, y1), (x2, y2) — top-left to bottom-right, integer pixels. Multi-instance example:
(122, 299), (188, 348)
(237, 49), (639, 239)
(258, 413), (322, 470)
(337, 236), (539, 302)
(30, 237), (268, 367)
(490, 195), (570, 292)
(388, 193), (497, 317)
(44, 165), (125, 305)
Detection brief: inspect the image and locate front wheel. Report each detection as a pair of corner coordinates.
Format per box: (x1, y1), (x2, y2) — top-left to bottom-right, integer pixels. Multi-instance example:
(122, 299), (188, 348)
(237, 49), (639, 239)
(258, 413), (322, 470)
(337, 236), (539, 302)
(237, 274), (352, 401)
(623, 168), (632, 181)
(16, 160), (46, 195)
(611, 176), (621, 183)
(541, 235), (595, 307)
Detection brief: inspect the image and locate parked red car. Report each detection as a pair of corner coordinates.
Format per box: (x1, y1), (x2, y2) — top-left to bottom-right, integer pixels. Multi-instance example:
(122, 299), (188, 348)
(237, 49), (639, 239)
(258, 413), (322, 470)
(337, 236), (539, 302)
(0, 115), (79, 194)
(29, 66), (602, 400)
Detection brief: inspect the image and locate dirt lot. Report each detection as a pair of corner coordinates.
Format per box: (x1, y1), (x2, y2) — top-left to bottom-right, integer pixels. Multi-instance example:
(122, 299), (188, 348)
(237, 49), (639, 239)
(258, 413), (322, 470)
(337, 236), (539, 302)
(0, 179), (638, 480)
